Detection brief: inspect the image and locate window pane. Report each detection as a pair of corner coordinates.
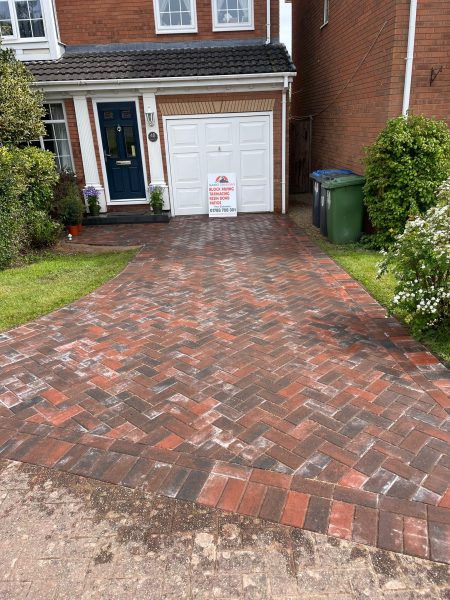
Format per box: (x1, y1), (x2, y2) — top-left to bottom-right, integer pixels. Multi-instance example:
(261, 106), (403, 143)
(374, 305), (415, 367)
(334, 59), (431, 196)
(15, 1), (29, 19)
(171, 11), (181, 25)
(56, 139), (70, 158)
(103, 111), (114, 120)
(124, 127), (137, 158)
(168, 0), (180, 11)
(121, 110), (132, 120)
(31, 19), (44, 36)
(53, 123), (67, 140)
(106, 127), (118, 158)
(59, 155), (72, 171)
(29, 0), (42, 17)
(160, 12), (171, 25)
(49, 103), (64, 120)
(0, 20), (13, 35)
(18, 19), (32, 36)
(0, 1), (11, 19)
(180, 11), (191, 24)
(43, 139), (56, 153)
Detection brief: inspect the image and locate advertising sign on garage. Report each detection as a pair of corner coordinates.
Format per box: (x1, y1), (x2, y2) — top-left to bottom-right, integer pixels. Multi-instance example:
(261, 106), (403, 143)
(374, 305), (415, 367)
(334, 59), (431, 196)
(208, 173), (237, 218)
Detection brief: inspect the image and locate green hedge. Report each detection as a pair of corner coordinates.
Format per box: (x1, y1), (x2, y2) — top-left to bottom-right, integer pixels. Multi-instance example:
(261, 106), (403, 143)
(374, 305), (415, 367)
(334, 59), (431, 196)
(364, 115), (450, 248)
(0, 146), (60, 269)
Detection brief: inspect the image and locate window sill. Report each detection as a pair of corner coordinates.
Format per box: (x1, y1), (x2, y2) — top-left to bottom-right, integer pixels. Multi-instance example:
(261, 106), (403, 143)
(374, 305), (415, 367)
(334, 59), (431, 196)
(155, 27), (198, 35)
(3, 36), (48, 44)
(212, 24), (254, 32)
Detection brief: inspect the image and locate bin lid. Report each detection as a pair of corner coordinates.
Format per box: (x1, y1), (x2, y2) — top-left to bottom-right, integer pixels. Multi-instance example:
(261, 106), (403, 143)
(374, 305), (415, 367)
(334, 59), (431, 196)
(321, 174), (366, 189)
(310, 168), (353, 182)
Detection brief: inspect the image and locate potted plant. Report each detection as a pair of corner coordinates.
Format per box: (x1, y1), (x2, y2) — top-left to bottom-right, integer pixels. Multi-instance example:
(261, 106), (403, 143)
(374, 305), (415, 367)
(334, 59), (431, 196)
(58, 187), (84, 235)
(84, 186), (101, 216)
(149, 184), (164, 215)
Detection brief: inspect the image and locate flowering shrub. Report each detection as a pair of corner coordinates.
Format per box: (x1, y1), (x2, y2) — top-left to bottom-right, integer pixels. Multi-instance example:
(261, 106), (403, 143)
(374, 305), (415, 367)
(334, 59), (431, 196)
(378, 188), (450, 333)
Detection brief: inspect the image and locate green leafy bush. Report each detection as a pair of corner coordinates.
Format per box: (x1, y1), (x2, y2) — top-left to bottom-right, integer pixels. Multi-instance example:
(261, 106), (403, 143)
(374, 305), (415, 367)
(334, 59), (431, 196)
(26, 210), (62, 249)
(0, 48), (45, 146)
(58, 186), (85, 226)
(378, 183), (450, 334)
(52, 170), (79, 217)
(0, 146), (59, 268)
(364, 115), (450, 247)
(18, 146), (59, 211)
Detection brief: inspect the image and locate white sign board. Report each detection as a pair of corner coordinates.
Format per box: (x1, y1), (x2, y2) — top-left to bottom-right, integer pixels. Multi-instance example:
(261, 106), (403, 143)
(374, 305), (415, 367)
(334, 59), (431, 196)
(208, 173), (237, 218)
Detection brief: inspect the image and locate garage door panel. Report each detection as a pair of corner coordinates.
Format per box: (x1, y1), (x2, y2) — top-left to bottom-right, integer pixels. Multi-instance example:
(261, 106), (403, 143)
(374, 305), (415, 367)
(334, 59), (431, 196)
(240, 185), (269, 212)
(240, 150), (268, 179)
(206, 151), (234, 173)
(167, 114), (272, 216)
(205, 123), (233, 146)
(175, 188), (206, 214)
(239, 121), (268, 145)
(170, 124), (200, 147)
(172, 153), (202, 183)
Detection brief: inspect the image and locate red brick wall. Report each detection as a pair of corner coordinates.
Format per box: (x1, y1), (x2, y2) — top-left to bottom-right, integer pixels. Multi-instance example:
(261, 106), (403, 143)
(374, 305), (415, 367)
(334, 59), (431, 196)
(409, 1), (450, 121)
(156, 91), (285, 212)
(64, 98), (85, 185)
(55, 0), (278, 45)
(291, 0), (449, 175)
(291, 0), (404, 174)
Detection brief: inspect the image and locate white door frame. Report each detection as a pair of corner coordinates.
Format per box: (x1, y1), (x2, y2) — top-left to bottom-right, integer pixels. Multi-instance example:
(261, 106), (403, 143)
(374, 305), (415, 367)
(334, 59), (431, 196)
(163, 111), (274, 216)
(92, 96), (149, 205)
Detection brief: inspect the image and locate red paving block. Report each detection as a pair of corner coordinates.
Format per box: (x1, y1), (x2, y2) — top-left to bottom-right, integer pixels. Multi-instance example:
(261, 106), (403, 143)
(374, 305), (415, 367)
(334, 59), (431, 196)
(280, 491), (310, 528)
(238, 482), (267, 516)
(328, 501), (354, 540)
(0, 216), (449, 563)
(217, 478), (247, 512)
(403, 517), (429, 559)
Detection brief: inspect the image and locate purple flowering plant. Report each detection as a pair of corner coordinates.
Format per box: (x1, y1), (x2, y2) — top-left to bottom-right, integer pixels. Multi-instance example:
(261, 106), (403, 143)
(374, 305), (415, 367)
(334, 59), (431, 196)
(83, 186), (99, 200)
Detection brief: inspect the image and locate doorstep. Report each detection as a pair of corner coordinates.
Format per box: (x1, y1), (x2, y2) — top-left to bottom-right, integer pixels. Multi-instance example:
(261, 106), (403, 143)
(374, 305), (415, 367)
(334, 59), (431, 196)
(83, 211), (171, 225)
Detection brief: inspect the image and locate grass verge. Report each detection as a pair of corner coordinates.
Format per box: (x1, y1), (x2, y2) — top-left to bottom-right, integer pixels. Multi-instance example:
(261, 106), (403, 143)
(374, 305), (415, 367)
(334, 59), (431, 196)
(0, 249), (137, 332)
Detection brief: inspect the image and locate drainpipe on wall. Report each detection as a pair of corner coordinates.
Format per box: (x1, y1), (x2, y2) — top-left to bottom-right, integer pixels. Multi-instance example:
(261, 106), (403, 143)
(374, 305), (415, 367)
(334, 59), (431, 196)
(281, 75), (288, 214)
(402, 0), (418, 116)
(265, 0), (271, 44)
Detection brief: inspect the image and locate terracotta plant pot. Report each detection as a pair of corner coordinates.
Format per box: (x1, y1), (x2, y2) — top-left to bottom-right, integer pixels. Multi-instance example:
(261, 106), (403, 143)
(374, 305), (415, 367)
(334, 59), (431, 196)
(66, 225), (79, 236)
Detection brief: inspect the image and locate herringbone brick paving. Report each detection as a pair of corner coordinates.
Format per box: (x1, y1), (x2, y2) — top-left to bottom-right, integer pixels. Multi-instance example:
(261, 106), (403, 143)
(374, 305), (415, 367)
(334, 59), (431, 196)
(0, 216), (449, 564)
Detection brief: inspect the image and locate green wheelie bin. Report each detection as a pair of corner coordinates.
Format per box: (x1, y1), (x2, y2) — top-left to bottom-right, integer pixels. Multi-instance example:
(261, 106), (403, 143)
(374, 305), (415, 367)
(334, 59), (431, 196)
(321, 175), (365, 244)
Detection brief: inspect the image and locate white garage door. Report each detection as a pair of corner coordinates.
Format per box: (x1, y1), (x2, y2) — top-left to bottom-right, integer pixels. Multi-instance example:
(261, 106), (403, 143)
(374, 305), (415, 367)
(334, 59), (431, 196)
(165, 114), (272, 215)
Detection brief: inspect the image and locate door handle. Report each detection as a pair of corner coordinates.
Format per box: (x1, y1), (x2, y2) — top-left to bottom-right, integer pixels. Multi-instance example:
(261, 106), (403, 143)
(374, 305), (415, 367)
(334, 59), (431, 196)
(116, 160), (131, 166)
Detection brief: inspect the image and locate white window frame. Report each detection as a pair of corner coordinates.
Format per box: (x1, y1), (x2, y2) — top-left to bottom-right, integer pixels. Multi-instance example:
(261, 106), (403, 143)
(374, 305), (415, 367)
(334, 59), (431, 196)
(322, 0), (329, 27)
(0, 0), (46, 40)
(212, 0), (254, 31)
(35, 102), (74, 172)
(153, 0), (197, 35)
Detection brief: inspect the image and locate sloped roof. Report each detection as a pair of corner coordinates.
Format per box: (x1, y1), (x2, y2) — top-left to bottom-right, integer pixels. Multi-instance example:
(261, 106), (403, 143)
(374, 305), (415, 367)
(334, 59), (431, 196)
(28, 44), (295, 82)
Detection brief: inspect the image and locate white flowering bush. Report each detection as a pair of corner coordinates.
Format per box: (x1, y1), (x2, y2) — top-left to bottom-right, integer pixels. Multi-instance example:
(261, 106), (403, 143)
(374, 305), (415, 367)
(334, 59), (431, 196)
(378, 185), (450, 333)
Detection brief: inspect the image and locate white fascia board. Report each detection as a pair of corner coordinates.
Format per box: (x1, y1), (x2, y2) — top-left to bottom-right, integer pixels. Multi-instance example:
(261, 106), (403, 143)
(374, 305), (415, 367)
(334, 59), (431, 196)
(34, 72), (296, 94)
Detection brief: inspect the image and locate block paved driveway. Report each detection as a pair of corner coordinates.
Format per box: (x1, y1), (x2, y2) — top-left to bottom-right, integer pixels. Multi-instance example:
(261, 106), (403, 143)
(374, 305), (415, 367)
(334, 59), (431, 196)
(0, 215), (449, 564)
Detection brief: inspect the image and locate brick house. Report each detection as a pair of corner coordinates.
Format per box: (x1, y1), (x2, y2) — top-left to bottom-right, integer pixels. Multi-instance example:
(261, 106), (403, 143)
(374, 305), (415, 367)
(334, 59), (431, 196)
(290, 0), (449, 185)
(0, 0), (295, 214)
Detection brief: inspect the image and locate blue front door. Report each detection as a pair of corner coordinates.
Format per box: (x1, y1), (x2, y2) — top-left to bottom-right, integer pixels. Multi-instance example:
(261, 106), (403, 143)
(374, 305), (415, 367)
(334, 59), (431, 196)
(98, 102), (146, 201)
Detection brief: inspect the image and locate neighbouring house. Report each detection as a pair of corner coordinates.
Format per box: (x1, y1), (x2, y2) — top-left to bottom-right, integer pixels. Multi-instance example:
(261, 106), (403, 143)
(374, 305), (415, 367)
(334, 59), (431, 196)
(0, 0), (295, 214)
(290, 0), (450, 192)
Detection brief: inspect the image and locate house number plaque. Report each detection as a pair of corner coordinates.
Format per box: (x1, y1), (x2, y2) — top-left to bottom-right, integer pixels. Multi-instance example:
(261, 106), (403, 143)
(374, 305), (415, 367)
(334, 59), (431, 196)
(148, 131), (158, 142)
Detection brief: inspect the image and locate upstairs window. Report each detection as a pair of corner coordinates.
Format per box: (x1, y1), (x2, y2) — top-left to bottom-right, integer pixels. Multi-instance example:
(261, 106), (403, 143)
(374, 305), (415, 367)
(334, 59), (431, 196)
(0, 0), (45, 38)
(212, 0), (253, 30)
(154, 0), (197, 33)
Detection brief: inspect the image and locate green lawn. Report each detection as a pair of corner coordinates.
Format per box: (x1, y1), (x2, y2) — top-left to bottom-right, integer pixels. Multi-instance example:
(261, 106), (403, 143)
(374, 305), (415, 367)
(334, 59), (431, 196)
(289, 200), (450, 364)
(0, 250), (136, 332)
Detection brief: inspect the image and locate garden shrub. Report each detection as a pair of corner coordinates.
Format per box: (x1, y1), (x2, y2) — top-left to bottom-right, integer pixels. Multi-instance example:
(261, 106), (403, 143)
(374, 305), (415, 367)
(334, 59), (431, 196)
(58, 184), (85, 226)
(18, 146), (59, 212)
(364, 115), (450, 248)
(0, 146), (59, 268)
(52, 170), (79, 217)
(378, 181), (450, 334)
(0, 48), (45, 146)
(26, 210), (62, 249)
